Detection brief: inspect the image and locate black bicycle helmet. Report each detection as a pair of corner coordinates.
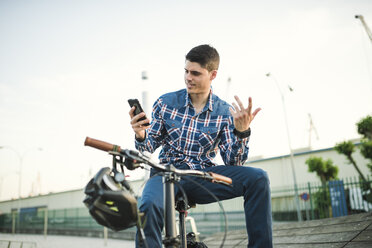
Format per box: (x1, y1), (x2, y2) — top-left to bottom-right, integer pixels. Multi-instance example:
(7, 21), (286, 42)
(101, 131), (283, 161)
(83, 167), (138, 231)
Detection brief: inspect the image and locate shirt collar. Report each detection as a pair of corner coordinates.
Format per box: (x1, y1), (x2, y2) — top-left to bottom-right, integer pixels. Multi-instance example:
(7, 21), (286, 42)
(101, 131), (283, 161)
(207, 88), (214, 112)
(184, 93), (191, 107)
(184, 88), (214, 112)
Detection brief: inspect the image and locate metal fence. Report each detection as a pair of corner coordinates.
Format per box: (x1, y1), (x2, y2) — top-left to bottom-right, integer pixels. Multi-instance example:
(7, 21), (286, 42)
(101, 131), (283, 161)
(0, 240), (37, 248)
(271, 176), (372, 221)
(0, 177), (371, 238)
(0, 207), (136, 240)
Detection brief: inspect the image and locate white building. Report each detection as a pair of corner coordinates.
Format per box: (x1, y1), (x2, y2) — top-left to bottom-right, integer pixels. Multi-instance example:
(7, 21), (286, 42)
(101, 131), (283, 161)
(0, 141), (370, 214)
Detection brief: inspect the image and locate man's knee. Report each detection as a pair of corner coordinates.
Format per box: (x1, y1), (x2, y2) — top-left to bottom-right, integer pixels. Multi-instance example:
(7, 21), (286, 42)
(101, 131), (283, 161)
(257, 169), (270, 187)
(252, 169), (270, 197)
(242, 167), (269, 183)
(139, 197), (164, 215)
(242, 168), (270, 195)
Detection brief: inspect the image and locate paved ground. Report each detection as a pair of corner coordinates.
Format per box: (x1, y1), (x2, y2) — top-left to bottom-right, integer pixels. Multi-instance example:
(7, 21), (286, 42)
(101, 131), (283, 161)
(0, 233), (135, 248)
(2, 212), (372, 247)
(202, 212), (372, 247)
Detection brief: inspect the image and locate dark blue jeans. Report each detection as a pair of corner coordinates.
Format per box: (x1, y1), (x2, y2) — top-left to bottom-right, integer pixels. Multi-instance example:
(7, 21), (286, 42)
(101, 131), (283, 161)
(136, 165), (273, 248)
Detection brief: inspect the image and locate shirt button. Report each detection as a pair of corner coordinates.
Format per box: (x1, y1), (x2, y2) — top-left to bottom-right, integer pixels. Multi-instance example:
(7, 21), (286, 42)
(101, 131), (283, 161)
(172, 124), (175, 127)
(207, 131), (210, 134)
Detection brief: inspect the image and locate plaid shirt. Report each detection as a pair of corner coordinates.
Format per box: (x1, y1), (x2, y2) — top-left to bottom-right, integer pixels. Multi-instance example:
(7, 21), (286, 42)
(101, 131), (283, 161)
(135, 89), (250, 170)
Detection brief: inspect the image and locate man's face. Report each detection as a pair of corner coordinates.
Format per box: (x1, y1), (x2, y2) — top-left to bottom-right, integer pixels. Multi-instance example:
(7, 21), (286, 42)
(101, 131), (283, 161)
(184, 60), (216, 95)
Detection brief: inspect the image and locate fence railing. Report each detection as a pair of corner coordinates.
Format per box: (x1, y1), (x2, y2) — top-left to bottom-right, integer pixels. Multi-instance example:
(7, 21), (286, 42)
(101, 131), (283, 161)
(0, 176), (371, 238)
(0, 207), (136, 240)
(0, 240), (37, 248)
(271, 176), (372, 221)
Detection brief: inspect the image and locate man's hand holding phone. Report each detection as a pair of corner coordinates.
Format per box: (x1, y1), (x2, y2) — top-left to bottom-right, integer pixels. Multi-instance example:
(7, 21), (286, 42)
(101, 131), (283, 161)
(128, 99), (150, 141)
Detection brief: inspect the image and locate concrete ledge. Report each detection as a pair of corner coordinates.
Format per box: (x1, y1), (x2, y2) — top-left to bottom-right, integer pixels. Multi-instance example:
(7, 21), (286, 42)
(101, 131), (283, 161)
(202, 212), (372, 247)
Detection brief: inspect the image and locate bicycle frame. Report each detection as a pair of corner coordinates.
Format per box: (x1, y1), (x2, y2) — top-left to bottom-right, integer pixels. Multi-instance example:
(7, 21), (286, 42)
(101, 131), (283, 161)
(163, 164), (180, 248)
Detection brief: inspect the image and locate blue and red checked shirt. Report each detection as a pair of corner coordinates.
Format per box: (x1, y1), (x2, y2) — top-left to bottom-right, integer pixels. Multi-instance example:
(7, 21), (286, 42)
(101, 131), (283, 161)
(135, 88), (250, 170)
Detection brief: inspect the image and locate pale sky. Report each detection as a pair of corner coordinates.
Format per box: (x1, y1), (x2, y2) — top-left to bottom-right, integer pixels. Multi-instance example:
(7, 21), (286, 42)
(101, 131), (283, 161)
(0, 0), (371, 201)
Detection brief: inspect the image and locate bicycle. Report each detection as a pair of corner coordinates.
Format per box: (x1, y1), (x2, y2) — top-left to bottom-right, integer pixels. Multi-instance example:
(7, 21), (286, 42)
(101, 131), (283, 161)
(84, 137), (232, 248)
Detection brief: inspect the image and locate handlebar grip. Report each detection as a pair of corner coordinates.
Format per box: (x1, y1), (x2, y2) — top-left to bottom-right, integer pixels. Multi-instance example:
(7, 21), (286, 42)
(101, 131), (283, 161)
(208, 172), (232, 185)
(84, 137), (121, 153)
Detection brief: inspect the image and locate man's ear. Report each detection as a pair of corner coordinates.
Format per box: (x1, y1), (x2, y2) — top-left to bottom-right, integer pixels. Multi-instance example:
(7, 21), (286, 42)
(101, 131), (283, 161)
(210, 70), (218, 81)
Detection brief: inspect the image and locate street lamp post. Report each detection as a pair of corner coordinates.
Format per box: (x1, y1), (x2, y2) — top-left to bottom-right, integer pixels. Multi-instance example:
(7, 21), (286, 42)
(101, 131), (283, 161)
(266, 73), (303, 222)
(0, 146), (43, 234)
(0, 146), (43, 199)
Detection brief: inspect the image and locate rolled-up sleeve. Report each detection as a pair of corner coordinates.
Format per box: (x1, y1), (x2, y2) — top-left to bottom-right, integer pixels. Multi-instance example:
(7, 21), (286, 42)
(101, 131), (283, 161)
(218, 116), (250, 165)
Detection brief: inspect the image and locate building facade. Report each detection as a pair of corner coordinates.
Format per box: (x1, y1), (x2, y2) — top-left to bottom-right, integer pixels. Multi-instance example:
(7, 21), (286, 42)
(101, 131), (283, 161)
(0, 141), (370, 220)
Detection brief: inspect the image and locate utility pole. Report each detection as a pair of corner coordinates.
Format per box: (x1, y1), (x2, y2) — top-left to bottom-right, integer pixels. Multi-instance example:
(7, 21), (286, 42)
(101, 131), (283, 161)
(266, 73), (303, 221)
(141, 71), (151, 180)
(355, 15), (372, 43)
(226, 77), (232, 100)
(141, 71), (149, 114)
(0, 146), (42, 233)
(308, 113), (319, 148)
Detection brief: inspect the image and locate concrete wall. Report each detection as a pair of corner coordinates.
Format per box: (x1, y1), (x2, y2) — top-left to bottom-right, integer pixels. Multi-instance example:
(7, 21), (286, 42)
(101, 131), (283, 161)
(0, 179), (145, 214)
(0, 189), (84, 214)
(247, 143), (370, 189)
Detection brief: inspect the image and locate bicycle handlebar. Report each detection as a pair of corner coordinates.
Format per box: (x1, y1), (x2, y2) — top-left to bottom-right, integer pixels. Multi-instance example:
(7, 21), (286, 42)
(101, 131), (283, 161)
(84, 137), (121, 153)
(208, 172), (232, 185)
(84, 137), (232, 185)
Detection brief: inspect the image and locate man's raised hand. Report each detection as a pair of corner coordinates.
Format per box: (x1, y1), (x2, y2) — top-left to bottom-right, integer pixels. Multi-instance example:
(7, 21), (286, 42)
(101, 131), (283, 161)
(229, 95), (261, 132)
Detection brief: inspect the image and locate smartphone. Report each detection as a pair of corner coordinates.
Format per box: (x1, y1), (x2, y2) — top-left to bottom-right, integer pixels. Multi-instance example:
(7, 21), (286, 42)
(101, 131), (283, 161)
(128, 99), (150, 126)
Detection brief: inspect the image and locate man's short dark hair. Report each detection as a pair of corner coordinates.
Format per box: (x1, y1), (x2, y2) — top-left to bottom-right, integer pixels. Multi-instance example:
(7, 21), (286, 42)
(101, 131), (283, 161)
(185, 44), (220, 72)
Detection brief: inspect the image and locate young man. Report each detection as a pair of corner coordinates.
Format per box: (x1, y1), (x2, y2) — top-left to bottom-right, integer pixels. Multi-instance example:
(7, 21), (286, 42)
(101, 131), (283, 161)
(129, 44), (272, 248)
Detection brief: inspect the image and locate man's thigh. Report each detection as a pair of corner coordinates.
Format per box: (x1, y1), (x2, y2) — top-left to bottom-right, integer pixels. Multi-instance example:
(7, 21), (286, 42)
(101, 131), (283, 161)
(180, 166), (266, 204)
(139, 174), (164, 210)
